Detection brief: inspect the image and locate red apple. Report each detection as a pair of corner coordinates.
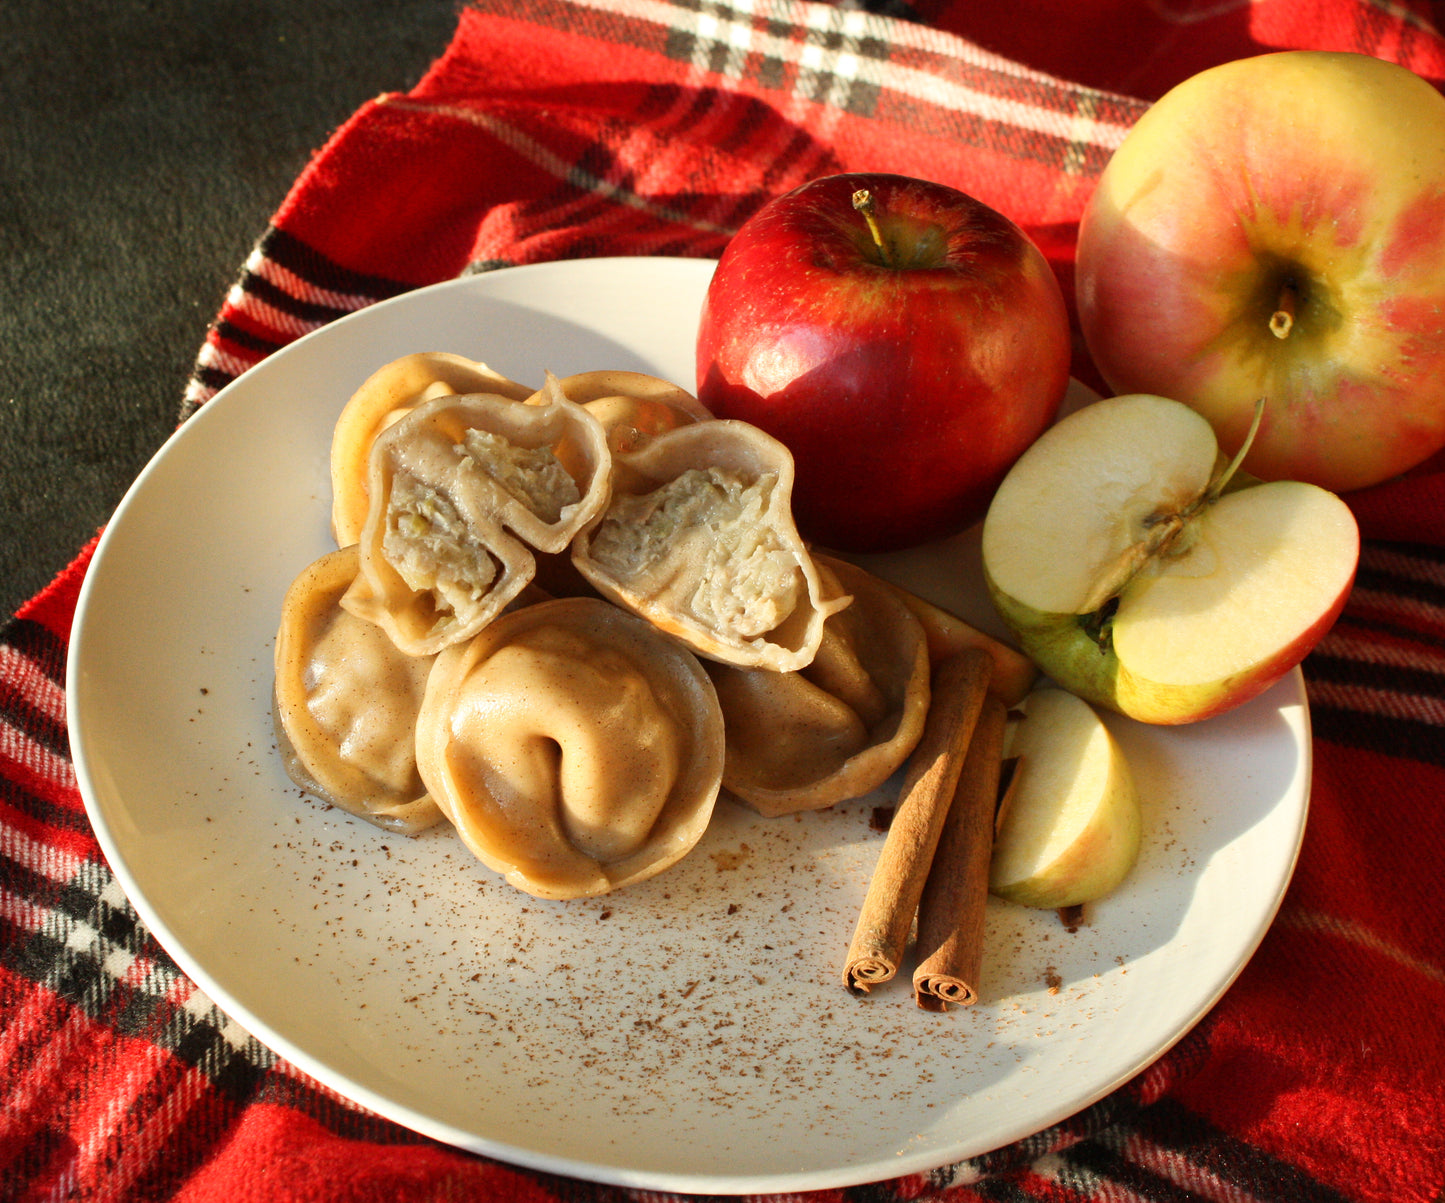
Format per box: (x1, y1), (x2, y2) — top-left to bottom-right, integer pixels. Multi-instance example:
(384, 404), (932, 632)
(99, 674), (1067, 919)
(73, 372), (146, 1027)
(1076, 50), (1445, 495)
(695, 172), (1071, 552)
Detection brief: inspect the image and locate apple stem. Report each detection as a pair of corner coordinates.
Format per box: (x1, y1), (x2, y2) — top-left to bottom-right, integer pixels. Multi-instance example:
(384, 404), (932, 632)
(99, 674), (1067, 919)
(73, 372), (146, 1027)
(1204, 396), (1266, 504)
(1270, 284), (1297, 339)
(852, 189), (894, 267)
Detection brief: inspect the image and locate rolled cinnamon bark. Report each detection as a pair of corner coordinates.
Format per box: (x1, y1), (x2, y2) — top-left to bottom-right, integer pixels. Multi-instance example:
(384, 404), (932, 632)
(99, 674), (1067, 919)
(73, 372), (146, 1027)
(842, 648), (992, 995)
(912, 693), (1008, 1010)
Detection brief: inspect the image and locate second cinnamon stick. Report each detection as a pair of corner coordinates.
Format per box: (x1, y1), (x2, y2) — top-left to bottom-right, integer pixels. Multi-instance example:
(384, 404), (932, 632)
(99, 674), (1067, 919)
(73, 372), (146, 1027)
(913, 692), (1007, 1010)
(842, 648), (992, 995)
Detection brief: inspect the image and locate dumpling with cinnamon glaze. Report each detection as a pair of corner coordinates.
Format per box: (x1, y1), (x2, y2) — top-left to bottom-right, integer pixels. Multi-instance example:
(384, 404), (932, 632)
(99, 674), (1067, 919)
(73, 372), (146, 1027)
(705, 556), (932, 817)
(273, 545), (443, 834)
(343, 375), (611, 656)
(331, 352), (534, 546)
(571, 419), (847, 671)
(414, 597), (725, 900)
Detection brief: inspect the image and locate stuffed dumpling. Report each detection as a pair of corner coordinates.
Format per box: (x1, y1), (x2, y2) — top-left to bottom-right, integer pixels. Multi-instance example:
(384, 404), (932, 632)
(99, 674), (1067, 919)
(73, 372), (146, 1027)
(571, 419), (846, 671)
(272, 545), (443, 834)
(343, 376), (611, 656)
(331, 352), (534, 546)
(414, 597), (725, 899)
(705, 556), (932, 817)
(528, 370), (708, 599)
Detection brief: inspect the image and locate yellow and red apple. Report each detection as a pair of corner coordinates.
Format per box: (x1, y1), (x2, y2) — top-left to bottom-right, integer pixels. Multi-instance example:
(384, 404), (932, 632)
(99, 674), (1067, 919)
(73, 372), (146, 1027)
(1076, 51), (1445, 494)
(696, 172), (1071, 552)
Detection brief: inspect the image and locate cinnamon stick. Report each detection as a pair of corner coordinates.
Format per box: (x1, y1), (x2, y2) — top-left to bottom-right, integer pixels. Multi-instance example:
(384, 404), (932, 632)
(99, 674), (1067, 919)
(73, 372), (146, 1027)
(912, 693), (1007, 1010)
(843, 648), (992, 995)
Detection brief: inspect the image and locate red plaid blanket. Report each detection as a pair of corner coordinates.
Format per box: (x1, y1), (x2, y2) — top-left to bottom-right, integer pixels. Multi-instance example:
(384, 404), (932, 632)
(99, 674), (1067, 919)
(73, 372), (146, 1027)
(5, 1), (1444, 1199)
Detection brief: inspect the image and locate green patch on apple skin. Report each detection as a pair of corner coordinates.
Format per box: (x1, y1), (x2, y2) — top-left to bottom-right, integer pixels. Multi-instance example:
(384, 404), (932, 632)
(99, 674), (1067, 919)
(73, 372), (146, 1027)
(986, 579), (1124, 714)
(984, 574), (1246, 727)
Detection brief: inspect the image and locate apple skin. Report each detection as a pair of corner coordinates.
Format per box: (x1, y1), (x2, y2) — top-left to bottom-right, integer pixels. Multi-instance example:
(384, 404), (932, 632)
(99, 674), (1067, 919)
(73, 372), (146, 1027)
(696, 172), (1071, 552)
(1076, 50), (1445, 494)
(986, 579), (1351, 726)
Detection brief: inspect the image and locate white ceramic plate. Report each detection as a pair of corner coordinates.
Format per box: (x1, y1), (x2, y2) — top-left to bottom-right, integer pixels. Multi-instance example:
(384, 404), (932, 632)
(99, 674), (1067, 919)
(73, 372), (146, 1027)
(68, 257), (1310, 1195)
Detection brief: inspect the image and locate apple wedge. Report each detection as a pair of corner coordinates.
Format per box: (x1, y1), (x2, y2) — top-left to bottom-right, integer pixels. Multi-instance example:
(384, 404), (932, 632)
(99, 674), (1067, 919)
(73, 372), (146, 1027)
(990, 687), (1141, 909)
(982, 393), (1359, 724)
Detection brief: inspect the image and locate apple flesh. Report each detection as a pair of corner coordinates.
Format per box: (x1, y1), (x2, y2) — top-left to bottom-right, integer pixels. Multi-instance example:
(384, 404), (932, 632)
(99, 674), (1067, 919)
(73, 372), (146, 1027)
(696, 171), (1071, 552)
(1076, 50), (1445, 494)
(982, 393), (1359, 725)
(990, 687), (1141, 909)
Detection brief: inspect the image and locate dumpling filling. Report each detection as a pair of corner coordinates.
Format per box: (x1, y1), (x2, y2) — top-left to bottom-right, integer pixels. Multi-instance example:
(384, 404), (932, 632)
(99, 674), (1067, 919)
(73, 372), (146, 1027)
(569, 418), (842, 672)
(352, 388), (611, 657)
(457, 428), (580, 524)
(381, 473), (500, 633)
(587, 468), (803, 641)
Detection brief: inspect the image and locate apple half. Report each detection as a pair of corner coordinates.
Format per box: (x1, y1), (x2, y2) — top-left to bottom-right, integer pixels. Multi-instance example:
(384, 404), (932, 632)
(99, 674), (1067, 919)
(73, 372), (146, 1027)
(990, 687), (1140, 909)
(981, 393), (1359, 724)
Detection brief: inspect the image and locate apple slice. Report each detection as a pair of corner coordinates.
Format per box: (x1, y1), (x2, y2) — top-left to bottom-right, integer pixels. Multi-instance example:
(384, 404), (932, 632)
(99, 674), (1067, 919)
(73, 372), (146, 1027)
(982, 393), (1358, 724)
(990, 687), (1141, 909)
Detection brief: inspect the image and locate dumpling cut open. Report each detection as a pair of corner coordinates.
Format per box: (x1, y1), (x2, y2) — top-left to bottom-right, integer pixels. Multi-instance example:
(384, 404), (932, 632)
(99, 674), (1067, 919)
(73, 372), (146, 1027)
(706, 556), (931, 816)
(414, 597), (725, 900)
(523, 369), (710, 600)
(571, 419), (847, 671)
(343, 380), (612, 656)
(331, 352), (534, 546)
(273, 545), (443, 834)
